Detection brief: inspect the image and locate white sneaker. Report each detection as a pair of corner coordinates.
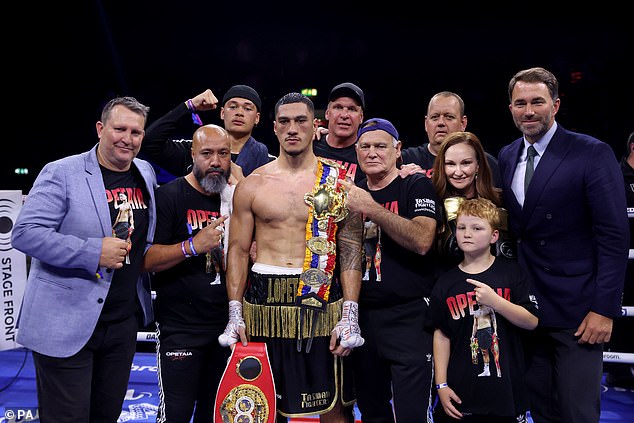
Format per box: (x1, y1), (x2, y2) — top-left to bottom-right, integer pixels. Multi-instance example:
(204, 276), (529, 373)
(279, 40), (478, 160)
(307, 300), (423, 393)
(478, 365), (490, 377)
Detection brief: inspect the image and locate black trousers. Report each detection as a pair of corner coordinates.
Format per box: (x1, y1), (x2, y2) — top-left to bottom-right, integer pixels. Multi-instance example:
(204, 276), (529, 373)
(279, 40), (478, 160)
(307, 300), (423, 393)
(525, 327), (603, 423)
(33, 314), (138, 423)
(353, 298), (434, 423)
(156, 337), (229, 423)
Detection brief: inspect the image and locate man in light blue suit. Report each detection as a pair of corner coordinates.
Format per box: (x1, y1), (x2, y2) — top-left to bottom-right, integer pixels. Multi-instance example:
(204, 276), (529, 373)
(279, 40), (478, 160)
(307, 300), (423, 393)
(11, 96), (157, 423)
(498, 67), (629, 423)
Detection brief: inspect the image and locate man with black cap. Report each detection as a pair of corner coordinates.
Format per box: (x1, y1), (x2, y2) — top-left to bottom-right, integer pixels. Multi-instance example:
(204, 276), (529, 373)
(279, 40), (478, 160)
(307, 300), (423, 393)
(313, 82), (366, 183)
(340, 118), (439, 422)
(141, 85), (272, 181)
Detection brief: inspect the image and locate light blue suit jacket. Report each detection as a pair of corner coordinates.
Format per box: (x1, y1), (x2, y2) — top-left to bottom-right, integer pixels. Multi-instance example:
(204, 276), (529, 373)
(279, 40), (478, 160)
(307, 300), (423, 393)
(11, 145), (157, 357)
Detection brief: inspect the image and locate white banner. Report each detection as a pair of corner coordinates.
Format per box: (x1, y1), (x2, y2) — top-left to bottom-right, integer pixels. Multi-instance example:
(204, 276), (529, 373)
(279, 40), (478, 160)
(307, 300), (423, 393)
(0, 190), (26, 351)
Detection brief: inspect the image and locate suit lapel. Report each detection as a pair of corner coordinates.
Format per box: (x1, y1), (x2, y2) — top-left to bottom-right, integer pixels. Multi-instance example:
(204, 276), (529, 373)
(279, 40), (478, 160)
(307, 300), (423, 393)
(135, 158), (156, 243)
(85, 146), (112, 237)
(522, 126), (570, 217)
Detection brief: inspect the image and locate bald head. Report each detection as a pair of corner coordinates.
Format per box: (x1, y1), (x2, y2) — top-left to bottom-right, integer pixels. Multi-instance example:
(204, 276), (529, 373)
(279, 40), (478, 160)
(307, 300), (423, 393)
(192, 124), (230, 152)
(191, 124), (231, 194)
(425, 91), (468, 154)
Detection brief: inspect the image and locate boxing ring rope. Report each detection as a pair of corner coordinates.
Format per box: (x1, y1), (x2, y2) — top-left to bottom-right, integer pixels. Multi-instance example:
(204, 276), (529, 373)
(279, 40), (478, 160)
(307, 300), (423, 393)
(603, 351), (634, 363)
(134, 307), (634, 365)
(137, 212), (634, 364)
(604, 304), (634, 364)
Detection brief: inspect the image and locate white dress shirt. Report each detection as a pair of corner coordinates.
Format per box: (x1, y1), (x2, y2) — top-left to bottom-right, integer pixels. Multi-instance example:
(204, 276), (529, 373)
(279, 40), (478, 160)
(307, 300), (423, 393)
(511, 122), (557, 206)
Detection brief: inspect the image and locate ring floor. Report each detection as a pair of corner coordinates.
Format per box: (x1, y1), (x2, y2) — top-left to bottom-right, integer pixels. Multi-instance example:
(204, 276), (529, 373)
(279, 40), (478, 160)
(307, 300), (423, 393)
(1, 348), (633, 422)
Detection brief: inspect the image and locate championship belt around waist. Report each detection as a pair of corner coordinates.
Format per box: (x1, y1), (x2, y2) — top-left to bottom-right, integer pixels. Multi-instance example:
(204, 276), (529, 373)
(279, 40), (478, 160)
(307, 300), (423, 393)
(296, 158), (348, 352)
(215, 342), (276, 423)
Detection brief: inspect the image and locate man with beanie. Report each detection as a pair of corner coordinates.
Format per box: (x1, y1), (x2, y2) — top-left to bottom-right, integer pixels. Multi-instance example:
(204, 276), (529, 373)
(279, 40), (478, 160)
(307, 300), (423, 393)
(141, 85), (272, 181)
(314, 82), (366, 183)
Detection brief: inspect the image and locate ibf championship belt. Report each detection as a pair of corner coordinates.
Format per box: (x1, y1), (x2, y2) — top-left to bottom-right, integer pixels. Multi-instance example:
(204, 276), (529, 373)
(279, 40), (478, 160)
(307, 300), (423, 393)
(214, 342), (276, 423)
(295, 158), (348, 351)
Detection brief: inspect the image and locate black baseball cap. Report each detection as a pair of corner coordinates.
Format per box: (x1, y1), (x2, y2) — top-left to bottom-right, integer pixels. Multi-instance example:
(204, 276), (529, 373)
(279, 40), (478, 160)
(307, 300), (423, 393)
(328, 82), (365, 109)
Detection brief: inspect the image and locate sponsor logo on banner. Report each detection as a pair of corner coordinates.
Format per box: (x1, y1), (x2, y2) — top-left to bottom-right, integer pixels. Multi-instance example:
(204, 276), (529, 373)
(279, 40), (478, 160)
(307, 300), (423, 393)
(0, 191), (27, 351)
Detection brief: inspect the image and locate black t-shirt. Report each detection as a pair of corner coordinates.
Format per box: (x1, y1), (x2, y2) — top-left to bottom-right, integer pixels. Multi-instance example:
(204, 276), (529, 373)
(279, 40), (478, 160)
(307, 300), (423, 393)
(359, 173), (439, 307)
(401, 144), (436, 179)
(99, 165), (150, 323)
(401, 142), (503, 187)
(313, 134), (365, 183)
(151, 177), (229, 347)
(428, 258), (538, 417)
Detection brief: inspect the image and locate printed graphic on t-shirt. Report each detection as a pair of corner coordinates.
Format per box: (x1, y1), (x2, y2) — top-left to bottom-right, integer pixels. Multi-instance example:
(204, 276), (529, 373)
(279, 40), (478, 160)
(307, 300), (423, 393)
(362, 221), (378, 281)
(443, 287), (512, 379)
(337, 160), (358, 182)
(414, 197), (436, 214)
(107, 188), (148, 264)
(362, 200), (397, 282)
(187, 208), (223, 285)
(470, 305), (501, 378)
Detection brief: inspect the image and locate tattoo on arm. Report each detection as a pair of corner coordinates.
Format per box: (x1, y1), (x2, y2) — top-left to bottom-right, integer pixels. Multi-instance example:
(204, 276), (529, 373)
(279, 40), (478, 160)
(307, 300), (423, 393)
(338, 210), (364, 272)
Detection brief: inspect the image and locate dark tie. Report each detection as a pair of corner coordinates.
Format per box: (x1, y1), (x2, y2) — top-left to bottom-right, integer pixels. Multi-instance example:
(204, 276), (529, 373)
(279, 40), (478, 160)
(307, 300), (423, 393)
(524, 145), (538, 193)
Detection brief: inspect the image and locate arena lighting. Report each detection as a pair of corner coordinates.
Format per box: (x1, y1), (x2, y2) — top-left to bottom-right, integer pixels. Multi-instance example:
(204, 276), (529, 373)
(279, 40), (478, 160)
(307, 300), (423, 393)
(301, 88), (318, 97)
(14, 168), (28, 175)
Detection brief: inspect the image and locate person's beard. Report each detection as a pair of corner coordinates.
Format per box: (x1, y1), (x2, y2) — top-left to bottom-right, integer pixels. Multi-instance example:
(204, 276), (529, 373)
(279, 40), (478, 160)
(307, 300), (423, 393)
(193, 164), (230, 194)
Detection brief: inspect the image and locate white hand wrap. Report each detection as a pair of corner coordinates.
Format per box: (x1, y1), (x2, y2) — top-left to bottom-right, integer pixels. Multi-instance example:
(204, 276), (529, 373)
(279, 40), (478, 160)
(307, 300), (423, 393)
(332, 300), (364, 348)
(218, 300), (246, 347)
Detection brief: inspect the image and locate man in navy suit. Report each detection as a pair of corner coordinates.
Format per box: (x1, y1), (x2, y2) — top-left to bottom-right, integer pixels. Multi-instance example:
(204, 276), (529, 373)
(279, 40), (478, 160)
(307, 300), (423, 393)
(12, 96), (157, 423)
(498, 67), (629, 423)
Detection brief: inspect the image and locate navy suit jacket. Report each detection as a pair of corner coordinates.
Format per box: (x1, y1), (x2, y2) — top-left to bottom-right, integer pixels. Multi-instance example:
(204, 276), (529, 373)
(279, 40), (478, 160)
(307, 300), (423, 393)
(498, 124), (629, 328)
(12, 145), (157, 357)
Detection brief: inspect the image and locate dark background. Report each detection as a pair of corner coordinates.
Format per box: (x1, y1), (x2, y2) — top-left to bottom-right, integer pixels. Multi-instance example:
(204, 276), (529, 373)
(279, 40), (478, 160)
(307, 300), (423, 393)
(6, 5), (633, 192)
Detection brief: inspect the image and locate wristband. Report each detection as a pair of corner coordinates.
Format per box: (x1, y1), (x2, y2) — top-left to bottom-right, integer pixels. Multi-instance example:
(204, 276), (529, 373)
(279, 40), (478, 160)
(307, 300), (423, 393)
(186, 99), (203, 126)
(181, 240), (192, 258)
(436, 383), (449, 390)
(188, 237), (199, 256)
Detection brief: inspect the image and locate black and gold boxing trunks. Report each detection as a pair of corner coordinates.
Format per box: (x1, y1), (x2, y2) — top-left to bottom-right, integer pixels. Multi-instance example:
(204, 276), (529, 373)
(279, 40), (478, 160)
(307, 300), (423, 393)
(243, 263), (344, 340)
(243, 263), (354, 417)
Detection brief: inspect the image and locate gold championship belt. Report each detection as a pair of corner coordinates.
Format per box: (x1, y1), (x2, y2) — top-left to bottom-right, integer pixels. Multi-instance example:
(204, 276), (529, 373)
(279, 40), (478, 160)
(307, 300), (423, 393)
(295, 158), (348, 351)
(304, 180), (349, 227)
(215, 342), (276, 423)
(443, 196), (465, 221)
